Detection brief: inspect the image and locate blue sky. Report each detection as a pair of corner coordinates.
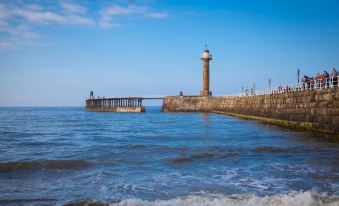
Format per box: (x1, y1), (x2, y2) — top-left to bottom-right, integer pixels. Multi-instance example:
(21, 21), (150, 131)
(0, 0), (338, 106)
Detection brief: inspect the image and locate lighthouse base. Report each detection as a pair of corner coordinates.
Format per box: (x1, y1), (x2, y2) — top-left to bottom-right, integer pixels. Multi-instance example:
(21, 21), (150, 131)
(200, 91), (212, 97)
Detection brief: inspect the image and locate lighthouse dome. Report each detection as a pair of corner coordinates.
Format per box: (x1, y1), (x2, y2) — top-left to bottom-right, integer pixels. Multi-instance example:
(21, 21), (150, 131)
(201, 49), (212, 59)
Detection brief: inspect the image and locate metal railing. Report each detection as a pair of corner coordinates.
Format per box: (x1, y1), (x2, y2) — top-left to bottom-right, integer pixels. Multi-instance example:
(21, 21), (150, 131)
(225, 75), (338, 97)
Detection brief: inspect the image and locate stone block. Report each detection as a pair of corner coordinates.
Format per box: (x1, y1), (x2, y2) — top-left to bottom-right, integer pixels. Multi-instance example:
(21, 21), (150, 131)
(323, 93), (330, 101)
(333, 116), (339, 124)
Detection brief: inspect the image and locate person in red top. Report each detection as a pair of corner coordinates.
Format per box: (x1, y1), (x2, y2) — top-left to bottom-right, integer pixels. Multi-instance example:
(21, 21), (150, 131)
(316, 73), (323, 88)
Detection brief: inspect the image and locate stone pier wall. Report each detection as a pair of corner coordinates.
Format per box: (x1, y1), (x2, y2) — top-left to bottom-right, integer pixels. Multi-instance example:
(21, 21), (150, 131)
(162, 88), (339, 134)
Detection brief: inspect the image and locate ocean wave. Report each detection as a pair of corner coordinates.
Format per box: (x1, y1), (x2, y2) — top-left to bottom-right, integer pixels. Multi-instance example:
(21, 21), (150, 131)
(0, 160), (90, 171)
(122, 192), (339, 206)
(64, 191), (339, 206)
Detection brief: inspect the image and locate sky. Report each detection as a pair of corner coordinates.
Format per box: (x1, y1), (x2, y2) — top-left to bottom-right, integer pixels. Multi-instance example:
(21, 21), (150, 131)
(0, 0), (339, 106)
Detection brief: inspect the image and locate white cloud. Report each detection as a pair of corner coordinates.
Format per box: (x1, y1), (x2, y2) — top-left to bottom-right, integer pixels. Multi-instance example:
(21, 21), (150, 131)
(98, 5), (146, 28)
(99, 5), (169, 28)
(0, 1), (169, 48)
(100, 5), (146, 17)
(14, 9), (67, 24)
(0, 21), (12, 34)
(0, 1), (95, 49)
(98, 20), (122, 29)
(0, 4), (10, 19)
(12, 5), (94, 26)
(60, 1), (86, 14)
(67, 15), (95, 25)
(0, 19), (40, 49)
(147, 12), (169, 19)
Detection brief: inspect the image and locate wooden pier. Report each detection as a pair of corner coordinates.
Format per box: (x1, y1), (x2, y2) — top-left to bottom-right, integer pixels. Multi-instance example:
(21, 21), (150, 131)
(85, 97), (163, 112)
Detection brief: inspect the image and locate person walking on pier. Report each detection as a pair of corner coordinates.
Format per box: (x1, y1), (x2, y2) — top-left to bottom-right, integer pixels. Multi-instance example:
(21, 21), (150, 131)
(90, 91), (94, 99)
(179, 91), (184, 97)
(331, 68), (338, 87)
(323, 70), (330, 88)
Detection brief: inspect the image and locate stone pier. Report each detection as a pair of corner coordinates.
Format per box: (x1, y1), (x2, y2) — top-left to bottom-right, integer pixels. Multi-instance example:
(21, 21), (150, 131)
(162, 88), (339, 135)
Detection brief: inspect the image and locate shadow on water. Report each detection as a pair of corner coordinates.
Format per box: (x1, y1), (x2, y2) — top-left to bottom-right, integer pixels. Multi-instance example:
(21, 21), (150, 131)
(0, 160), (90, 172)
(165, 152), (239, 164)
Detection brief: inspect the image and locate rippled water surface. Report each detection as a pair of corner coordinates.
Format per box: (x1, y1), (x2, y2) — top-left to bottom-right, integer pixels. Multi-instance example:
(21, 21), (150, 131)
(0, 107), (338, 205)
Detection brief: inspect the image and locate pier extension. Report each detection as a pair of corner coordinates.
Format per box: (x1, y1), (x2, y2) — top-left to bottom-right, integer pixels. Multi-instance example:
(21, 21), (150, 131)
(86, 97), (145, 112)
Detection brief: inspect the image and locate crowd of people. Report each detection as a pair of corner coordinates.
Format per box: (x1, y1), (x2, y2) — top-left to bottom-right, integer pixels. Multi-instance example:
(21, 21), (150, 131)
(248, 67), (338, 96)
(302, 68), (337, 89)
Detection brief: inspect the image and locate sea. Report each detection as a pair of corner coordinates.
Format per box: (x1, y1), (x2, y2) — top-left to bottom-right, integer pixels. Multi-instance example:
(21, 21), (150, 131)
(0, 107), (338, 206)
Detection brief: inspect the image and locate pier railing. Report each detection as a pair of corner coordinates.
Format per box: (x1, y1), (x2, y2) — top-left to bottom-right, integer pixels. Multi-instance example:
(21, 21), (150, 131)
(86, 97), (143, 108)
(225, 75), (338, 97)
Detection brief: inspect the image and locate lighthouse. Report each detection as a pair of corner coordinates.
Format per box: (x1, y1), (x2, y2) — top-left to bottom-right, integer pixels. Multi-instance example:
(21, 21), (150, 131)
(200, 46), (212, 97)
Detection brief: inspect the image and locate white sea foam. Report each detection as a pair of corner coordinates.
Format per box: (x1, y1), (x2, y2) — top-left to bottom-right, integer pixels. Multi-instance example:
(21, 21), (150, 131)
(212, 169), (238, 181)
(110, 191), (339, 206)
